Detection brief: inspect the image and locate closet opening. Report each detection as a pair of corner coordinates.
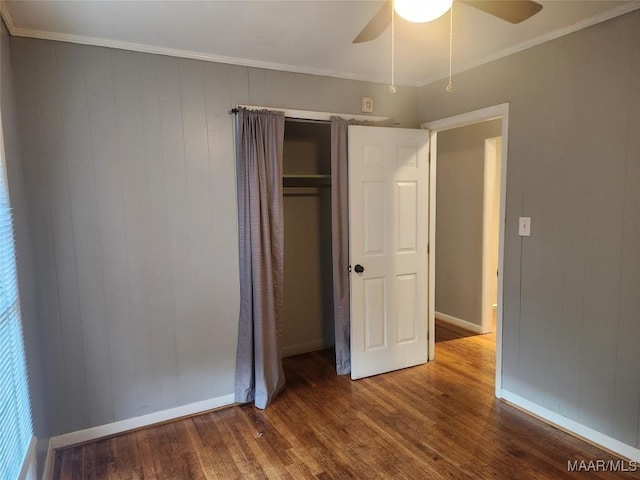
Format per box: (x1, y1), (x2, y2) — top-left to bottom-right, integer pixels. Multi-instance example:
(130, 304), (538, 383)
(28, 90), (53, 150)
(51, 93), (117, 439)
(281, 118), (335, 359)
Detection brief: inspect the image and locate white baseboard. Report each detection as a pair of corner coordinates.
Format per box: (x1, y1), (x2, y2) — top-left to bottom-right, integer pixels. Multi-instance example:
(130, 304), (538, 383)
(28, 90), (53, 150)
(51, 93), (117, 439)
(435, 311), (483, 334)
(501, 389), (640, 462)
(49, 393), (234, 451)
(18, 436), (37, 480)
(281, 339), (333, 358)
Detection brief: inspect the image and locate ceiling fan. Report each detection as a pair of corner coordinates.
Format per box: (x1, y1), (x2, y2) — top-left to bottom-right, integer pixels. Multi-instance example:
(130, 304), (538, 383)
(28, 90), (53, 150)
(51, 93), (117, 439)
(353, 0), (543, 43)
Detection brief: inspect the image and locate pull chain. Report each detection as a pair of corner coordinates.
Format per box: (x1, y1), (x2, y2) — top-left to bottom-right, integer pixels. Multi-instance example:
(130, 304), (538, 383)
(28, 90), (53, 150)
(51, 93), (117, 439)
(446, 2), (454, 93)
(389, 0), (397, 93)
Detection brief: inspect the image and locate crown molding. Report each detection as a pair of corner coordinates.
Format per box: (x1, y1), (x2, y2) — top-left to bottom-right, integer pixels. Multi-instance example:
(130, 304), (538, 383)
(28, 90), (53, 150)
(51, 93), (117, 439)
(417, 1), (640, 87)
(0, 1), (419, 87)
(2, 1), (639, 90)
(0, 1), (16, 33)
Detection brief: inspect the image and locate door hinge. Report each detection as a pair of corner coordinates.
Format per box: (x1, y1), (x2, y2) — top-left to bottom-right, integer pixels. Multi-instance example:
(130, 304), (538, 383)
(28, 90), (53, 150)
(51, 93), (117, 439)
(427, 244), (430, 255)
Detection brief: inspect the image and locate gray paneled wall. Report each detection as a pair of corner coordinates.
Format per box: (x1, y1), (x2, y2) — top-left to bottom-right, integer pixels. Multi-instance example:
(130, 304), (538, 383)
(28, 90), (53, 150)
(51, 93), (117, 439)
(8, 36), (418, 437)
(420, 11), (640, 449)
(0, 20), (46, 440)
(435, 119), (501, 327)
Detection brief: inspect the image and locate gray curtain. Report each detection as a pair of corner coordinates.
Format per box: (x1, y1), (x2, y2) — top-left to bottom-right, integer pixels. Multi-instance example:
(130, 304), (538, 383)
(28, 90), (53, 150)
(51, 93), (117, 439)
(331, 116), (394, 376)
(235, 107), (286, 409)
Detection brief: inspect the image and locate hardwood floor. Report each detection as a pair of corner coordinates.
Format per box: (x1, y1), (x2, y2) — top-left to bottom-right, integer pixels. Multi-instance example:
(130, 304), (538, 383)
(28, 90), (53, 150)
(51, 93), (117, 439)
(53, 323), (636, 479)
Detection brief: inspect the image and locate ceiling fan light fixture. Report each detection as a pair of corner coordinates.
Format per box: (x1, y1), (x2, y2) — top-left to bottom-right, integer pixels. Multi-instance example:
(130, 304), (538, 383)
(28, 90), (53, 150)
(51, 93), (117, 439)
(394, 0), (453, 23)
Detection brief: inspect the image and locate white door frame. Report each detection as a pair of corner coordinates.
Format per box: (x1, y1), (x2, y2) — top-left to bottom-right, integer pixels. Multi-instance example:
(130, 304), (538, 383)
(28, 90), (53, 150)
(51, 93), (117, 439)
(422, 103), (509, 398)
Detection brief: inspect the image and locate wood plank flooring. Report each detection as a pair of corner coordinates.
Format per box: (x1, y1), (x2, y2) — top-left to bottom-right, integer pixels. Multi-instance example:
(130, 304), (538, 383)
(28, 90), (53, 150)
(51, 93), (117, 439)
(52, 323), (637, 479)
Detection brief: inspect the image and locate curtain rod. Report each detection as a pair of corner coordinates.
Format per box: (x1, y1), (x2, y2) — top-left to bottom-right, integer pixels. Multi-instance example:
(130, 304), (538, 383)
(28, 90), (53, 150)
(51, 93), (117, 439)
(229, 108), (328, 126)
(229, 108), (326, 122)
(229, 105), (390, 123)
(285, 117), (330, 125)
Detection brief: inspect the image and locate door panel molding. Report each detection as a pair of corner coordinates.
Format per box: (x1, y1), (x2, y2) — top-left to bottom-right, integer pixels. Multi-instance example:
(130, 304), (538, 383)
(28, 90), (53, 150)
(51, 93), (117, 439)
(349, 125), (429, 380)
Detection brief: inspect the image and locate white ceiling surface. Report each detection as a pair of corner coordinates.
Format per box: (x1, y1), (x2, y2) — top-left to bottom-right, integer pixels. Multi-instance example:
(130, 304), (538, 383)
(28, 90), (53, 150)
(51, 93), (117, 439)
(3, 0), (639, 86)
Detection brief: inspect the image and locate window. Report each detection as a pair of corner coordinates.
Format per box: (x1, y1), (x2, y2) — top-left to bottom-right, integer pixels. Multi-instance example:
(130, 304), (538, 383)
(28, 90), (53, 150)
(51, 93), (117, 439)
(0, 122), (32, 479)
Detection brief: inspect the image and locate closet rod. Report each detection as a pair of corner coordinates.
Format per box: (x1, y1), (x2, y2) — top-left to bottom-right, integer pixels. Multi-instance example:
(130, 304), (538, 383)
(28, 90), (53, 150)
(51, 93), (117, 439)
(284, 184), (331, 188)
(283, 175), (331, 188)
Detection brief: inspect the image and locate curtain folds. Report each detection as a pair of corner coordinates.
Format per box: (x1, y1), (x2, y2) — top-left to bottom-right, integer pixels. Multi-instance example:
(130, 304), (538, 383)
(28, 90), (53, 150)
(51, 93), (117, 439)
(330, 117), (352, 375)
(330, 116), (394, 376)
(234, 107), (286, 409)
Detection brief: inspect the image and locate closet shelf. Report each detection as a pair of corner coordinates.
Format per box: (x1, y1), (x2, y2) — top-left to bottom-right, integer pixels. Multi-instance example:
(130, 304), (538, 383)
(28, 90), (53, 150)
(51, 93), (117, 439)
(283, 174), (331, 188)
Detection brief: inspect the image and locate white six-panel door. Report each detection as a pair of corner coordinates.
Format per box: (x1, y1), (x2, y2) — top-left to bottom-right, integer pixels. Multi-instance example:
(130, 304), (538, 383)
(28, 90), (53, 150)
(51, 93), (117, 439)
(349, 125), (430, 380)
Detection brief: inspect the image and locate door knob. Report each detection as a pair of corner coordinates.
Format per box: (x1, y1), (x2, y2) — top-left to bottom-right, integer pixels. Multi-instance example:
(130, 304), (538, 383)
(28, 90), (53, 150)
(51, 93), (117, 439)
(354, 264), (365, 273)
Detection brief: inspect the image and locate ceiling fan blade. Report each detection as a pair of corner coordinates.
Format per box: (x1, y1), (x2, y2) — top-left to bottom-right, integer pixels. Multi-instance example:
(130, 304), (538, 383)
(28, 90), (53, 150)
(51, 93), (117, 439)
(460, 0), (542, 24)
(353, 1), (392, 44)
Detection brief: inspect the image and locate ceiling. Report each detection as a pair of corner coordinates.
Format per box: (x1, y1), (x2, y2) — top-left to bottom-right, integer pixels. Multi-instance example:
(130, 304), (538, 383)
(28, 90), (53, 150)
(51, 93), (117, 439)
(2, 0), (639, 87)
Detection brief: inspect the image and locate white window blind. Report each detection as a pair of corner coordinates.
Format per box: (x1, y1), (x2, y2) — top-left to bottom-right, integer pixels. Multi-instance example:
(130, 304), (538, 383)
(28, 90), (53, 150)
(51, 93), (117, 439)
(0, 123), (32, 479)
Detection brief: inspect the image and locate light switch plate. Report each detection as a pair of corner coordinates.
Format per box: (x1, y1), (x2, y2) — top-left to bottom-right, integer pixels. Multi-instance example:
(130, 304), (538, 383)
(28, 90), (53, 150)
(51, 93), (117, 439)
(519, 217), (531, 237)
